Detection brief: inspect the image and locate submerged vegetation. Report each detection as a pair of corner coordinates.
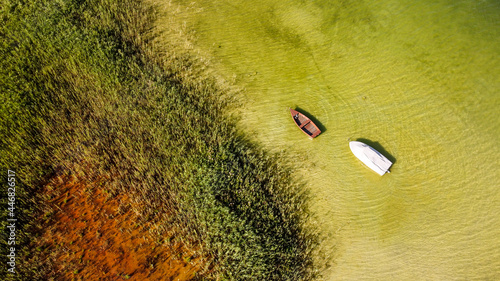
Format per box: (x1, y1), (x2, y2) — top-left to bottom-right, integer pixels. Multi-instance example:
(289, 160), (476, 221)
(0, 0), (318, 280)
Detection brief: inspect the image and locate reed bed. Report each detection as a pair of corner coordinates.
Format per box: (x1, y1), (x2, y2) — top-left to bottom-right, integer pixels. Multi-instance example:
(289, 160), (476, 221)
(0, 0), (319, 280)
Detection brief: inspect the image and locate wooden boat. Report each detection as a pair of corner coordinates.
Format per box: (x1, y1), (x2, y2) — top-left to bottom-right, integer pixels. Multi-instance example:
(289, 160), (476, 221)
(349, 141), (392, 176)
(290, 108), (321, 138)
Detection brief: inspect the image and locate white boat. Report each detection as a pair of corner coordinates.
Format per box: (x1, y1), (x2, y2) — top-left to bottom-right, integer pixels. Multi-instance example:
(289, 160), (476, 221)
(349, 141), (392, 176)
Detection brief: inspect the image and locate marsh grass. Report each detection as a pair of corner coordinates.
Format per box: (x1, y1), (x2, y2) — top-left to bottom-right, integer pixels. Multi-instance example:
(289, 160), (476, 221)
(0, 0), (319, 280)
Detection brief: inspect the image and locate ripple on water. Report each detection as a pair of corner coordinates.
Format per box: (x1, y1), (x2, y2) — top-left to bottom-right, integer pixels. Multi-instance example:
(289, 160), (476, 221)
(168, 0), (499, 279)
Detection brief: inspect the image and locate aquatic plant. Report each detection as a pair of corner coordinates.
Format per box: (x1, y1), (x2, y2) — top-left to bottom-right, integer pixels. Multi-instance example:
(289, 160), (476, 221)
(0, 0), (318, 280)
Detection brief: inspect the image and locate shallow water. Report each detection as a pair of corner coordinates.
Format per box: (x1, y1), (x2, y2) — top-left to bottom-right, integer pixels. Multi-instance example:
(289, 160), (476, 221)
(167, 0), (499, 279)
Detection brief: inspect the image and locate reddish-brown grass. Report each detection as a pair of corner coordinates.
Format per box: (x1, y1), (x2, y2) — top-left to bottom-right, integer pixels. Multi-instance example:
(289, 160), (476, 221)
(31, 175), (207, 280)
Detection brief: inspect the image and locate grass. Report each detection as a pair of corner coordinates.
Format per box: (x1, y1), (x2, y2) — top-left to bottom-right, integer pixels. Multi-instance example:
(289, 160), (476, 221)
(0, 0), (319, 280)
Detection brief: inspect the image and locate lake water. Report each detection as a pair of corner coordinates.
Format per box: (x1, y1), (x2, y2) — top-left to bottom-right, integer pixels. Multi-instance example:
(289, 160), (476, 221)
(164, 0), (499, 279)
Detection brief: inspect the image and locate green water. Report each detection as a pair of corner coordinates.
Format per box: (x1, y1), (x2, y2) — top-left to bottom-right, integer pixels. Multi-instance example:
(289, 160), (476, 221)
(167, 0), (499, 279)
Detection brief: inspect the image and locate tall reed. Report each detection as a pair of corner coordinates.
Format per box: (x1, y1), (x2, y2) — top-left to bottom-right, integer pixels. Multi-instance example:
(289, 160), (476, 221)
(0, 0), (319, 280)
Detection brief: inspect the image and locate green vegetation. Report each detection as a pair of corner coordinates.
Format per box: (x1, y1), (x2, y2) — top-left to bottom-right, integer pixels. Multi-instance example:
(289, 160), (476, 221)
(0, 0), (318, 280)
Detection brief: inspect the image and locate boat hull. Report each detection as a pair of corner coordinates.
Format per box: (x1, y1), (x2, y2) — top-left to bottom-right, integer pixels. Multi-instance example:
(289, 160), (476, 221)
(349, 141), (392, 176)
(290, 108), (321, 138)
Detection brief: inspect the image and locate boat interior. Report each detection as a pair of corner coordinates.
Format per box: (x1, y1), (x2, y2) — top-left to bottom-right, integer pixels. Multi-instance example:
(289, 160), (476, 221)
(293, 114), (308, 126)
(303, 123), (318, 136)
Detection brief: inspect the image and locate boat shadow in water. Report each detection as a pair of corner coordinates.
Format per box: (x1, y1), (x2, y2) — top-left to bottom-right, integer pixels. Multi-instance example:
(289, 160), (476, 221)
(294, 106), (327, 134)
(356, 138), (397, 165)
